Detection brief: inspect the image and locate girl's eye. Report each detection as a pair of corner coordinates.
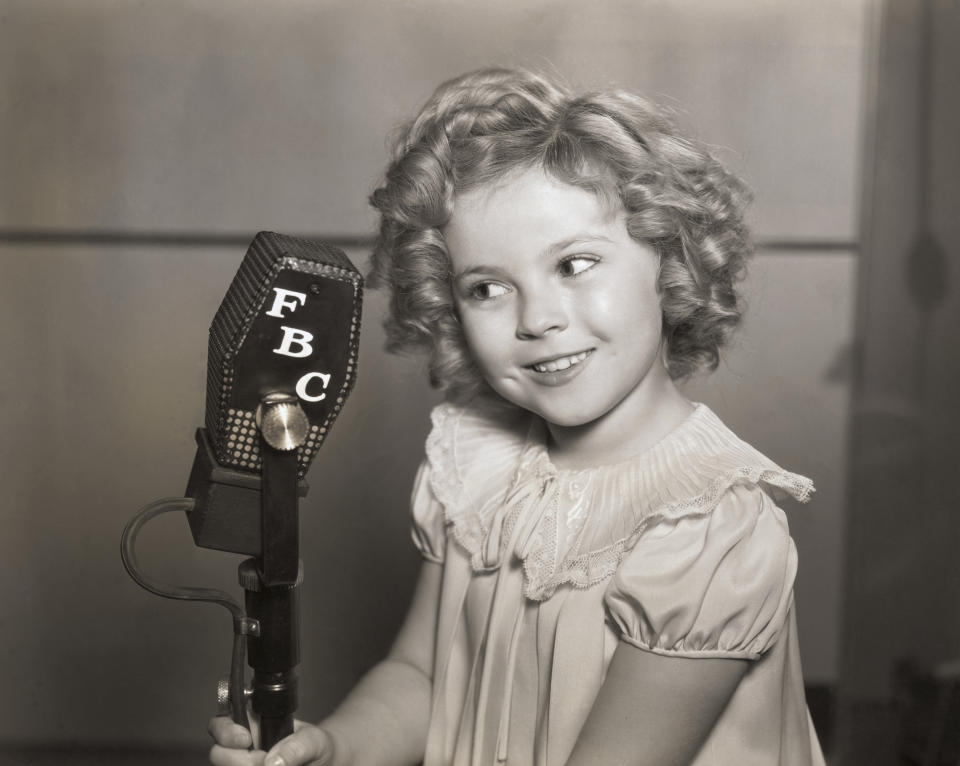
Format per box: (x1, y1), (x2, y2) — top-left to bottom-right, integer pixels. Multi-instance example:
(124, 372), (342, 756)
(559, 255), (599, 278)
(468, 281), (510, 301)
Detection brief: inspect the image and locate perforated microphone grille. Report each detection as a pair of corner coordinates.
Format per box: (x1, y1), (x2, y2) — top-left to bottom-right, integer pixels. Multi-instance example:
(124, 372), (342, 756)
(205, 232), (362, 477)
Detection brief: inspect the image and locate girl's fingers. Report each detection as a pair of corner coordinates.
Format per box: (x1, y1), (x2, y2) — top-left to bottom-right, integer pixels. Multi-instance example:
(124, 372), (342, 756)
(263, 726), (333, 766)
(207, 715), (325, 766)
(209, 743), (265, 766)
(208, 715), (254, 748)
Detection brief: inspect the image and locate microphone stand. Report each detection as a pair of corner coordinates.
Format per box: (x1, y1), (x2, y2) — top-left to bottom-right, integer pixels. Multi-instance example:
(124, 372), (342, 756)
(240, 391), (309, 750)
(121, 391), (310, 751)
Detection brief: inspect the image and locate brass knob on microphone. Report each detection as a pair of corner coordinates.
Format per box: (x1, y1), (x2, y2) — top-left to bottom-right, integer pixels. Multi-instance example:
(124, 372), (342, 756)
(255, 392), (309, 451)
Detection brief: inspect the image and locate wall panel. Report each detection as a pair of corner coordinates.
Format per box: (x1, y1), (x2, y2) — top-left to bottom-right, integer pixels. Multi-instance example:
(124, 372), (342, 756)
(2, 0), (865, 240)
(0, 0), (867, 750)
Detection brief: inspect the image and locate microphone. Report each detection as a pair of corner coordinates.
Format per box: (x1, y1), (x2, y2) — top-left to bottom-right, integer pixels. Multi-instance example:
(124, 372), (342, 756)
(121, 231), (362, 752)
(186, 231), (362, 567)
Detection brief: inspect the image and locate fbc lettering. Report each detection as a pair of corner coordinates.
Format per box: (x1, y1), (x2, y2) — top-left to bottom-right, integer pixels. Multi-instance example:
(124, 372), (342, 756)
(266, 287), (332, 403)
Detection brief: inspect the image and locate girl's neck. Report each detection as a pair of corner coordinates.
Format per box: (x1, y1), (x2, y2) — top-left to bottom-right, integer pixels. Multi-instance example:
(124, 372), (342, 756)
(544, 363), (693, 472)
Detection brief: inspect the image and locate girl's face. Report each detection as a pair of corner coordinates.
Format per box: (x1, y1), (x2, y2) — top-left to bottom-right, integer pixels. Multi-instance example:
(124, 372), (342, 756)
(445, 168), (668, 431)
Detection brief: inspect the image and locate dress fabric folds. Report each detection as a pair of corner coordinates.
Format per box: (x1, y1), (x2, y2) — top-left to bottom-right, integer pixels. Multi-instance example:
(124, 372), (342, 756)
(410, 398), (826, 766)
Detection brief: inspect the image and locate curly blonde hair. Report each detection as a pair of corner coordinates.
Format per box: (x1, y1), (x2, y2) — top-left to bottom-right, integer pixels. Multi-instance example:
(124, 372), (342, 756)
(368, 67), (751, 400)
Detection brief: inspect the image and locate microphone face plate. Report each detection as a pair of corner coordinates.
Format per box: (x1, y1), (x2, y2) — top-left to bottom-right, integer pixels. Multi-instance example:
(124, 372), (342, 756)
(206, 232), (362, 477)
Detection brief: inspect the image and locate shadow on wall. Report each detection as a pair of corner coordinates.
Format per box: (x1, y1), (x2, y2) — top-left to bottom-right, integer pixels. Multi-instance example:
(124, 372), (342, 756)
(837, 0), (960, 763)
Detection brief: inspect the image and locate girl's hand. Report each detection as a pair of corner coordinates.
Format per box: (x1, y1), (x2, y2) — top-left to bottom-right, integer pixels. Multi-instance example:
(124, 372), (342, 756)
(208, 714), (260, 765)
(208, 716), (336, 766)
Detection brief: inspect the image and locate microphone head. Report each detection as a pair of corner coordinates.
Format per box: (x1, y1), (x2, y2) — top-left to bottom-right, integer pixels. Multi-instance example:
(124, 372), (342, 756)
(206, 231), (362, 478)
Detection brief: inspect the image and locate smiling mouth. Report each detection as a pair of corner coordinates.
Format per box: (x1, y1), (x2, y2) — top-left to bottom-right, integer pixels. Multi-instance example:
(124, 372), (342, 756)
(529, 350), (593, 373)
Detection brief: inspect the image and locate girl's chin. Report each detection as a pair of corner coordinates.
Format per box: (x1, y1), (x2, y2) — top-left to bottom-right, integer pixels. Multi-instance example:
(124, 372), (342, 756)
(487, 383), (608, 428)
(528, 401), (606, 430)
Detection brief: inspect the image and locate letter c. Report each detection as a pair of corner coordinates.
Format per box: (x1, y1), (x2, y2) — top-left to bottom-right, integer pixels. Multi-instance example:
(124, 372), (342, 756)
(296, 371), (331, 402)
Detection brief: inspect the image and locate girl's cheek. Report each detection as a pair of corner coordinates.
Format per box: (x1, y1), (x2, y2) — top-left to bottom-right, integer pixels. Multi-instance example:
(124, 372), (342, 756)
(461, 314), (502, 362)
(463, 305), (510, 336)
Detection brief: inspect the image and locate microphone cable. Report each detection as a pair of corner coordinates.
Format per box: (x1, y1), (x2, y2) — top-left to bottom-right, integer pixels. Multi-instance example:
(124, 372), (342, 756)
(120, 497), (253, 734)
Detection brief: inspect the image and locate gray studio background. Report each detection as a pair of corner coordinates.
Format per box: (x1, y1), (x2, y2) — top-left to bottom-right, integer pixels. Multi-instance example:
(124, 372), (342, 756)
(1, 1), (957, 764)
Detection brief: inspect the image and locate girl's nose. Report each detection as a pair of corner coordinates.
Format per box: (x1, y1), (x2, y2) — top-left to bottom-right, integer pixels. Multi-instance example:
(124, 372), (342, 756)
(516, 289), (569, 339)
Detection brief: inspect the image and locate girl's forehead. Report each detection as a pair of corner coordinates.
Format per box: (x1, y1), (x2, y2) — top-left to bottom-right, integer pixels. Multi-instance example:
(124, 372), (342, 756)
(445, 168), (634, 270)
(451, 167), (623, 223)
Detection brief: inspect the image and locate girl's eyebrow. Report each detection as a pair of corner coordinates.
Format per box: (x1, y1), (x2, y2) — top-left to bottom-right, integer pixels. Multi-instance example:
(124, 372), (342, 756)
(542, 232), (616, 256)
(452, 233), (615, 282)
(453, 264), (509, 283)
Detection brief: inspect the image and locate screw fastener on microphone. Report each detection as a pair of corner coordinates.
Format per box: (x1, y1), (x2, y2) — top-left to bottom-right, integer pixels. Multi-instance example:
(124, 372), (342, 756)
(255, 393), (309, 451)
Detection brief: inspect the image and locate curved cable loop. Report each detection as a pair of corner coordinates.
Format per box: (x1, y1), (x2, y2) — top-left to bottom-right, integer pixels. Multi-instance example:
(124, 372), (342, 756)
(121, 497), (244, 617)
(121, 496), (251, 732)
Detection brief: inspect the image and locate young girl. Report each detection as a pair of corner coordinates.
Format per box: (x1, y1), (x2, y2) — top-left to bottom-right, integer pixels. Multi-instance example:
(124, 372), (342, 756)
(209, 67), (825, 766)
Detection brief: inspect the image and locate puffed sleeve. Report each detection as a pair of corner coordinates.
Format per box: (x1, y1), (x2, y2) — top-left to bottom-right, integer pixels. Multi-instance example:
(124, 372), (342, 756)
(603, 484), (797, 659)
(410, 458), (446, 563)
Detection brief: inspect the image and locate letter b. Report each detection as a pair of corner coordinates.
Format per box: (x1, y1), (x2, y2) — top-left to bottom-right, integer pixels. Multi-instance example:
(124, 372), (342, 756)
(273, 326), (314, 358)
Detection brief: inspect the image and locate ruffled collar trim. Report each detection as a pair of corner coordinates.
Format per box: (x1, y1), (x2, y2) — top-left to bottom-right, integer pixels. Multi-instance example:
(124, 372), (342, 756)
(425, 399), (813, 600)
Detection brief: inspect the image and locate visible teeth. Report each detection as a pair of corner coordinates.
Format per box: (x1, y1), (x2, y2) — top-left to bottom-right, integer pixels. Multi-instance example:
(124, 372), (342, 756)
(532, 351), (589, 373)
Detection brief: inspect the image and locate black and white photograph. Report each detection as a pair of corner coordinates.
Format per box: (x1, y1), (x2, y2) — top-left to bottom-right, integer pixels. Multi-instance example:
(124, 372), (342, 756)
(1, 1), (957, 764)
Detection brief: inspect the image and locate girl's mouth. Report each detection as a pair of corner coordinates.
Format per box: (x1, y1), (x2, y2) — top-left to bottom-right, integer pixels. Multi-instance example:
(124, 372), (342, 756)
(530, 350), (592, 373)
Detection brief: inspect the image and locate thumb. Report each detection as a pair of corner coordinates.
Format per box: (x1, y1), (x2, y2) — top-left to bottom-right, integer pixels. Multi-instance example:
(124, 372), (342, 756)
(263, 726), (333, 766)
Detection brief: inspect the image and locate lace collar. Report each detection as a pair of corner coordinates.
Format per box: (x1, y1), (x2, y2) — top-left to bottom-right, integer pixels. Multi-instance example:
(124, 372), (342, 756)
(425, 398), (813, 600)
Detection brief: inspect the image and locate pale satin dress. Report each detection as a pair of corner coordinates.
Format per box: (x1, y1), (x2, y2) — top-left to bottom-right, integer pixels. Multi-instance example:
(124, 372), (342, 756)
(410, 398), (826, 766)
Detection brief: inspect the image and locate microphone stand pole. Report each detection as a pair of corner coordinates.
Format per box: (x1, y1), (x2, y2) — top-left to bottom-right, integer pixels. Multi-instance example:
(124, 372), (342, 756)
(240, 391), (309, 750)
